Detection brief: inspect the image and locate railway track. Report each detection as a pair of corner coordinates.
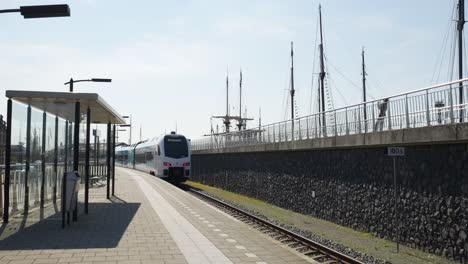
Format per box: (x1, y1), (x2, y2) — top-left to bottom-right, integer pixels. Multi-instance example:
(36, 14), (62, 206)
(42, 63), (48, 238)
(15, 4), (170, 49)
(185, 186), (364, 264)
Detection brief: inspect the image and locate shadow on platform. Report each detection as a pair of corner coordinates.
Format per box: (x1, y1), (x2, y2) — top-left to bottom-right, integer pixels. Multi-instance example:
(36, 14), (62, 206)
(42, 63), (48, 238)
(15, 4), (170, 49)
(0, 202), (140, 250)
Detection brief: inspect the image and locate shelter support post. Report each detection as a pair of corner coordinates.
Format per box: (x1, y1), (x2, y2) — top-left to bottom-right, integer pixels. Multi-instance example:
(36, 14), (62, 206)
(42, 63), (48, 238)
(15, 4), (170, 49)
(106, 122), (111, 199)
(85, 107), (91, 214)
(62, 121), (68, 228)
(40, 111), (46, 208)
(3, 99), (12, 223)
(24, 105), (31, 214)
(53, 116), (58, 203)
(112, 124), (116, 196)
(72, 102), (80, 221)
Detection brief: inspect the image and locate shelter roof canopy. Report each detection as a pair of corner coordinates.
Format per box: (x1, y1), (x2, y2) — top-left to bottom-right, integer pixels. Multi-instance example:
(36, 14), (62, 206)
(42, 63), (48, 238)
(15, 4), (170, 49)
(5, 90), (125, 124)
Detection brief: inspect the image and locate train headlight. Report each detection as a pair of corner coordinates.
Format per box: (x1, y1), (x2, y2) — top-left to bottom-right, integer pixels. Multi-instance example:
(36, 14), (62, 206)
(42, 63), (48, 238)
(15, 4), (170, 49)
(163, 162), (172, 167)
(183, 162), (190, 167)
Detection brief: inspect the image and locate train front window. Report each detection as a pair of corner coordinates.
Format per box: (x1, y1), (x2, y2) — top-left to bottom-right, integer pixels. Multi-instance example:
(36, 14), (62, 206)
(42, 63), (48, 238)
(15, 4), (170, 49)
(164, 136), (188, 158)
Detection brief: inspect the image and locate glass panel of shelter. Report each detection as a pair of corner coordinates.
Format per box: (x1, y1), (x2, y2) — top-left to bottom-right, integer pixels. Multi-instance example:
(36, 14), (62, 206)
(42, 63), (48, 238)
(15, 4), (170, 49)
(10, 101), (27, 213)
(4, 100), (117, 222)
(5, 102), (83, 216)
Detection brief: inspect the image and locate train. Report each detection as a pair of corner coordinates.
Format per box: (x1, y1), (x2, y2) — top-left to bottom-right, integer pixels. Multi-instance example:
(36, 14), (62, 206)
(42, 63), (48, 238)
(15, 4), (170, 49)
(115, 132), (191, 182)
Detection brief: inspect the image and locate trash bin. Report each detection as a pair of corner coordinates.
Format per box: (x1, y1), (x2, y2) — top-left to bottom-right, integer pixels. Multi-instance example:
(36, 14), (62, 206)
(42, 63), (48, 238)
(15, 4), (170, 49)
(64, 171), (80, 212)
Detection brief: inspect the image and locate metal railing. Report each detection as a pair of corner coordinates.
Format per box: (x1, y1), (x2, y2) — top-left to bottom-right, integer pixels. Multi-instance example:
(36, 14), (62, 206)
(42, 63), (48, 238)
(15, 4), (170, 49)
(192, 78), (468, 150)
(0, 162), (108, 216)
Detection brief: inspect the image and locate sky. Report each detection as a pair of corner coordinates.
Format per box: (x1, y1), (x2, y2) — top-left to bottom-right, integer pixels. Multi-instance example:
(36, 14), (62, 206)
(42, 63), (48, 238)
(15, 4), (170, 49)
(0, 0), (461, 141)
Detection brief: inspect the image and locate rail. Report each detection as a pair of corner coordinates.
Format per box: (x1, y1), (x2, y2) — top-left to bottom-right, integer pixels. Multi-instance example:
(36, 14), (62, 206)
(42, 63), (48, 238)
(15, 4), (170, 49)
(192, 78), (468, 150)
(188, 187), (364, 264)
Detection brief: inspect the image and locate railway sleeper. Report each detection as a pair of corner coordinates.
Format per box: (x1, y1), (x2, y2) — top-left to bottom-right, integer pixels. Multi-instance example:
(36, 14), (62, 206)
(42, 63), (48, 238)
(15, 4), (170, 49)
(275, 235), (289, 240)
(312, 254), (327, 261)
(296, 246), (311, 252)
(322, 260), (341, 264)
(303, 249), (319, 255)
(289, 242), (303, 248)
(281, 239), (296, 244)
(305, 251), (322, 257)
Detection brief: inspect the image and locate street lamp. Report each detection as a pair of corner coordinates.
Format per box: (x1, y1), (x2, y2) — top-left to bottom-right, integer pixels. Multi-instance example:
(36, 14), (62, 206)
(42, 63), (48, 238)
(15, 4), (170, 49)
(117, 124), (130, 145)
(2, 4), (70, 224)
(0, 4), (70, 18)
(116, 129), (127, 144)
(122, 116), (132, 145)
(64, 78), (112, 92)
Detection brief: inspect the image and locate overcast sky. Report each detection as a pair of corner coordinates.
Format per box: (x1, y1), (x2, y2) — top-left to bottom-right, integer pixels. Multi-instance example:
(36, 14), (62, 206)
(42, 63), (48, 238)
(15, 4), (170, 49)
(0, 0), (461, 141)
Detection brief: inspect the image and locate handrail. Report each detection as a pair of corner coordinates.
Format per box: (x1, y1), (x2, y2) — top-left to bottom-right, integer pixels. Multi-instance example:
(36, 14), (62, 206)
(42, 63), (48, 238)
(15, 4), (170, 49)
(192, 78), (468, 150)
(241, 78), (468, 129)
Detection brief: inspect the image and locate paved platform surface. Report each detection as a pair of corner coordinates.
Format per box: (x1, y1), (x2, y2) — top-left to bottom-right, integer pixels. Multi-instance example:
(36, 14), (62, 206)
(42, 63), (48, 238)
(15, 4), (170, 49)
(0, 167), (313, 264)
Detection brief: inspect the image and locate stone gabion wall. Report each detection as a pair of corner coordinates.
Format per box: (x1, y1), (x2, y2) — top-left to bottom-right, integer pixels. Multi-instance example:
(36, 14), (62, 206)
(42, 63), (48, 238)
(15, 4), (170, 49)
(191, 143), (468, 261)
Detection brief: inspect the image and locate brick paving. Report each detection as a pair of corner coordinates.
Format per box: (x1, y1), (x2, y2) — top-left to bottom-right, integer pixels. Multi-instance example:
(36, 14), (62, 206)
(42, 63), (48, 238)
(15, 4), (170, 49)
(0, 168), (314, 264)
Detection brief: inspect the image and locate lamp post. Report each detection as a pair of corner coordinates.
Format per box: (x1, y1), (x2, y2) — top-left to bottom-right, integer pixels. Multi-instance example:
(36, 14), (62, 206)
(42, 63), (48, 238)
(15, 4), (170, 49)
(116, 124), (130, 144)
(0, 4), (70, 18)
(116, 129), (127, 145)
(121, 116), (132, 145)
(65, 78), (112, 92)
(2, 4), (70, 224)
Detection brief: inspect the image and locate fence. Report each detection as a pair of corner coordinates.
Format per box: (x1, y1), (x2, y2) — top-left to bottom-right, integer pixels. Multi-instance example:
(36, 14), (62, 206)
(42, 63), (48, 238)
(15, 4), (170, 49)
(192, 78), (468, 150)
(0, 162), (108, 216)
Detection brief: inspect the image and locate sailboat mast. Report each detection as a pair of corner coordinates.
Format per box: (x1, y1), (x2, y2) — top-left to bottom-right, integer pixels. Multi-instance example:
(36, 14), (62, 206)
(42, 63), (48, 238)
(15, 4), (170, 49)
(259, 107), (262, 140)
(287, 41), (295, 139)
(226, 74), (229, 119)
(239, 70), (243, 131)
(259, 107), (262, 128)
(225, 73), (230, 132)
(362, 47), (367, 122)
(290, 41), (295, 122)
(458, 0), (465, 122)
(318, 5), (326, 126)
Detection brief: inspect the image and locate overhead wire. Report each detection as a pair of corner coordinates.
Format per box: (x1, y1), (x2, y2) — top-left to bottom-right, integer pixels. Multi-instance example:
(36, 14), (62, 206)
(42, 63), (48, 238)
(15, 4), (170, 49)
(280, 70), (289, 120)
(326, 72), (349, 106)
(447, 1), (457, 82)
(309, 15), (320, 115)
(431, 0), (457, 84)
(362, 66), (381, 100)
(463, 28), (468, 79)
(325, 55), (377, 102)
(448, 22), (457, 81)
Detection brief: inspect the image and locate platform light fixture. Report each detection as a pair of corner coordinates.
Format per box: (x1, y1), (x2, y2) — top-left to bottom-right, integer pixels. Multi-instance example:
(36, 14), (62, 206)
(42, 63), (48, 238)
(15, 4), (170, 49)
(91, 78), (112, 83)
(0, 4), (70, 19)
(121, 116), (132, 145)
(65, 78), (112, 92)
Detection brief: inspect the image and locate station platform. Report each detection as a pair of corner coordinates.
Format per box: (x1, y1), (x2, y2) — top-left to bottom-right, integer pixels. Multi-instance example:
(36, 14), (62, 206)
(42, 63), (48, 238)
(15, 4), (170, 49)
(0, 167), (313, 264)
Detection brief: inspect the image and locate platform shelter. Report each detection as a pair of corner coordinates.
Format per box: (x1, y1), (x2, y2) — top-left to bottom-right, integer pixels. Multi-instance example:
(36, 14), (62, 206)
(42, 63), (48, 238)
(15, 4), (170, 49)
(2, 90), (125, 224)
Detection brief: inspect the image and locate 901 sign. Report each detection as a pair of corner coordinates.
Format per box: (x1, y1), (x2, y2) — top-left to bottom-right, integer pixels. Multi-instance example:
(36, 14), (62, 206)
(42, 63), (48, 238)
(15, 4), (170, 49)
(385, 147), (405, 157)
